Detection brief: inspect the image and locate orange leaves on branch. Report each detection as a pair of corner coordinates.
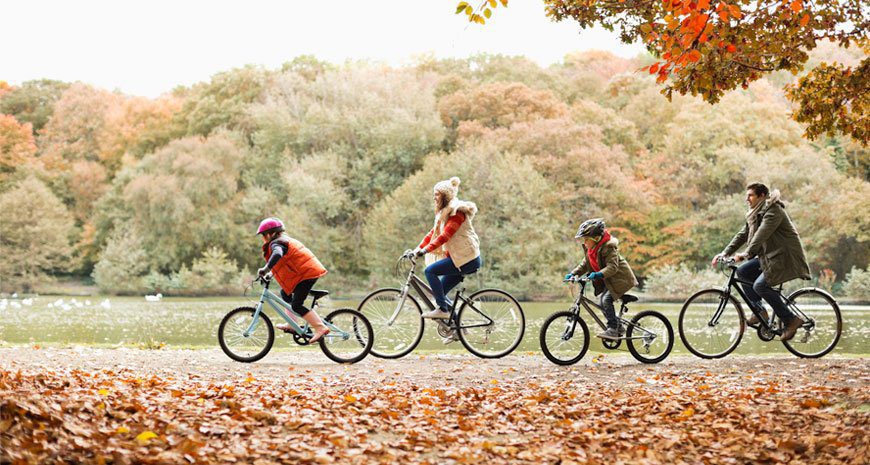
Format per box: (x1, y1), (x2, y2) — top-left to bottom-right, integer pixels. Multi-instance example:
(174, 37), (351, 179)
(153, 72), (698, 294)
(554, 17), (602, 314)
(799, 13), (810, 26)
(790, 0), (803, 13)
(687, 50), (702, 62)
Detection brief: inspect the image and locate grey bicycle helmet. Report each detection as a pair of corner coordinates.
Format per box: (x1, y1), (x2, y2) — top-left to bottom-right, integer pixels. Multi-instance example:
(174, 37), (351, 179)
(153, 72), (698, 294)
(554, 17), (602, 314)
(575, 218), (606, 238)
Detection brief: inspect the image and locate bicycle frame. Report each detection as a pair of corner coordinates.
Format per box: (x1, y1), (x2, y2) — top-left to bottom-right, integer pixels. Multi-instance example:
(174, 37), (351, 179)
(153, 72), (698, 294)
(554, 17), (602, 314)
(243, 278), (350, 341)
(388, 256), (494, 331)
(567, 280), (656, 341)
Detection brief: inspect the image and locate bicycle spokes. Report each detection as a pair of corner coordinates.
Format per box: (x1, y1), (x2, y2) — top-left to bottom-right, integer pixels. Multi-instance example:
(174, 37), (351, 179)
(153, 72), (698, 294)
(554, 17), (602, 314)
(781, 289), (841, 358)
(457, 290), (525, 358)
(679, 289), (744, 359)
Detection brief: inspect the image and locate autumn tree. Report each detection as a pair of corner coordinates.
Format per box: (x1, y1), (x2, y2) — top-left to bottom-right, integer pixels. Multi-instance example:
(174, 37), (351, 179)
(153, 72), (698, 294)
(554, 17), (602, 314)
(549, 0), (869, 143)
(173, 65), (272, 138)
(0, 79), (70, 133)
(438, 82), (569, 149)
(95, 134), (249, 273)
(0, 115), (38, 184)
(0, 177), (76, 293)
(460, 0), (868, 143)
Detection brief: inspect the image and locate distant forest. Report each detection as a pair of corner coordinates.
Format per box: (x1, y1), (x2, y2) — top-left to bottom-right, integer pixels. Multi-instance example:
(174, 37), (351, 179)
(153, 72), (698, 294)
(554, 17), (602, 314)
(1, 46), (867, 299)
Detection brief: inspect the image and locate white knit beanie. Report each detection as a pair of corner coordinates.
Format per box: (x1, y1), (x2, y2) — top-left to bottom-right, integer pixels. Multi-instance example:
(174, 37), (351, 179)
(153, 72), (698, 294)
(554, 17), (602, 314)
(433, 176), (461, 202)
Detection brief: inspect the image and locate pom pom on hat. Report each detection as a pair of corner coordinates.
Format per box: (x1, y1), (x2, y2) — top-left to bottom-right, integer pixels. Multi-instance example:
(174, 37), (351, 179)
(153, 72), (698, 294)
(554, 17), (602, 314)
(433, 176), (461, 201)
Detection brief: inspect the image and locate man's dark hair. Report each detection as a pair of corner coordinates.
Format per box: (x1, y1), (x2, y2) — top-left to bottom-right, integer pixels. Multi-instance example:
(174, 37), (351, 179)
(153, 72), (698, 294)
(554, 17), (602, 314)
(746, 182), (769, 197)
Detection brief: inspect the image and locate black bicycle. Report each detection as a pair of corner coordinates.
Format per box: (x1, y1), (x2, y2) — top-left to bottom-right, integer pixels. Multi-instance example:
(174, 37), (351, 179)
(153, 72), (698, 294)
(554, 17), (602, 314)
(539, 275), (674, 365)
(357, 252), (525, 359)
(678, 258), (842, 359)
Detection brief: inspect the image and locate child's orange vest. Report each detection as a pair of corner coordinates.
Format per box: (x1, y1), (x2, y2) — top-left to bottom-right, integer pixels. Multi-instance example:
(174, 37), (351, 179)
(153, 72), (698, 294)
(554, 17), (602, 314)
(262, 236), (327, 294)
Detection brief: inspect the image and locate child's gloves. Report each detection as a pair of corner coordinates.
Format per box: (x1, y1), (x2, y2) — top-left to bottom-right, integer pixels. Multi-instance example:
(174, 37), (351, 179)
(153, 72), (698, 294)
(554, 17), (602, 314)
(414, 247), (427, 257)
(564, 273), (574, 281)
(587, 271), (604, 280)
(257, 266), (269, 277)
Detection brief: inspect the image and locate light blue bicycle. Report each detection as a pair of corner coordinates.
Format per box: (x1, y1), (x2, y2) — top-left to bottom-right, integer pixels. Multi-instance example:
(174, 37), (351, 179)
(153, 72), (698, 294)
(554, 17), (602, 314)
(218, 274), (373, 364)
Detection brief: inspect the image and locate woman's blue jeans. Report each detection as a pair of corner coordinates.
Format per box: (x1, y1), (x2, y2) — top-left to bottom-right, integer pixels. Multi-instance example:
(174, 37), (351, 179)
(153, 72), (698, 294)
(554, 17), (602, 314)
(424, 256), (482, 310)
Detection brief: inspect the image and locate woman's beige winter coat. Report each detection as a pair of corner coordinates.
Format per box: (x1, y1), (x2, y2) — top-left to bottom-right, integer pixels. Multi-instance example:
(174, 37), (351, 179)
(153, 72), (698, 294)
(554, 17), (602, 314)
(425, 198), (481, 268)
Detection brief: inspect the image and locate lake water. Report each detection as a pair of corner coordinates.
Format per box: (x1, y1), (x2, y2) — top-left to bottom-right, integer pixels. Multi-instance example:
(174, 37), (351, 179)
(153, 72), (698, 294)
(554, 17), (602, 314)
(1, 295), (868, 356)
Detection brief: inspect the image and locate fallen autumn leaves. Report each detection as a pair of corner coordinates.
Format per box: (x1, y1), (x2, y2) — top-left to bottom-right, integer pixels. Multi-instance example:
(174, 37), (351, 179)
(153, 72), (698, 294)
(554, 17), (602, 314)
(1, 350), (868, 464)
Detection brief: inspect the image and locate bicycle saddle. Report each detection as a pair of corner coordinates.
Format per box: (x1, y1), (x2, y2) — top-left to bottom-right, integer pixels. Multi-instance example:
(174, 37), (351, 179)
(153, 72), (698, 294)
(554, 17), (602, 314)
(310, 290), (329, 300)
(621, 294), (639, 303)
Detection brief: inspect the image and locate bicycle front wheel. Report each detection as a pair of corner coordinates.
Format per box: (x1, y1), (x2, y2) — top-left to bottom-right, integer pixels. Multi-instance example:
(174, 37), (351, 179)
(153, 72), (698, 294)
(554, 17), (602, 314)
(679, 289), (745, 359)
(626, 310), (674, 364)
(457, 289), (525, 359)
(782, 288), (842, 358)
(319, 308), (374, 364)
(357, 288), (424, 359)
(218, 307), (274, 363)
(539, 311), (590, 366)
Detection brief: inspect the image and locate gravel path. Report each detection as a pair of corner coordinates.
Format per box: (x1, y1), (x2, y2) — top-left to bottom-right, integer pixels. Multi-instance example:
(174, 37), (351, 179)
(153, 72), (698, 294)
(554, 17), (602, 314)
(2, 347), (868, 389)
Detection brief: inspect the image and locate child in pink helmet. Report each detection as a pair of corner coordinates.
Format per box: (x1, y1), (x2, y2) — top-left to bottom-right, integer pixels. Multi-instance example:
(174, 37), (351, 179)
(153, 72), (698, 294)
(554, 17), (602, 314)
(256, 218), (330, 343)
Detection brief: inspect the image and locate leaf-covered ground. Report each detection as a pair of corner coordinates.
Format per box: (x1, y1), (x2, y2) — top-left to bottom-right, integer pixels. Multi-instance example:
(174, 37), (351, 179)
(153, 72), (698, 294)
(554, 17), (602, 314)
(1, 348), (867, 464)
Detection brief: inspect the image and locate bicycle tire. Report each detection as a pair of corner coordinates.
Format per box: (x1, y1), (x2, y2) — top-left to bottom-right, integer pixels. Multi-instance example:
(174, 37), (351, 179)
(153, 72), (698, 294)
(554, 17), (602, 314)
(539, 311), (590, 366)
(356, 288), (424, 359)
(678, 289), (746, 359)
(781, 288), (842, 358)
(627, 310), (674, 364)
(218, 307), (275, 363)
(457, 288), (525, 359)
(319, 308), (374, 364)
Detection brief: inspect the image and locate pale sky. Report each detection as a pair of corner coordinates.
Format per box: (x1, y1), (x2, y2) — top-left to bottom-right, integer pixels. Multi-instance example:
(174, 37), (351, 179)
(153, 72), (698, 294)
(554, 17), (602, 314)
(1, 1), (645, 98)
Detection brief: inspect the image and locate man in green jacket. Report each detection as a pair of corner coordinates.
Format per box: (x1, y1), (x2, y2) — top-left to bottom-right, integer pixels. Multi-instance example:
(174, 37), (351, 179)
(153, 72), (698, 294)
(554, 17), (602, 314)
(712, 182), (812, 341)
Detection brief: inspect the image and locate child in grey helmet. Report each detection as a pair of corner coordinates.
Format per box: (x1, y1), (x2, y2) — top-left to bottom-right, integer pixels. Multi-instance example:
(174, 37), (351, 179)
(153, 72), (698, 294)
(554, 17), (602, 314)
(566, 218), (639, 339)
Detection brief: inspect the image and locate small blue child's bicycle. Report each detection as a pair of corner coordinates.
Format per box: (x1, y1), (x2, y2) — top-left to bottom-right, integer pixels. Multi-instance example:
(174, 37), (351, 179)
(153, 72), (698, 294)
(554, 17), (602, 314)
(218, 274), (373, 364)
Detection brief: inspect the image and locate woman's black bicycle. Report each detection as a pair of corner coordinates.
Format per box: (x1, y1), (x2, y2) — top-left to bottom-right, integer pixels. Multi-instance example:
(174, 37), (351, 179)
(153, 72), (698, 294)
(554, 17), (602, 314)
(357, 252), (525, 359)
(539, 275), (674, 365)
(678, 258), (842, 359)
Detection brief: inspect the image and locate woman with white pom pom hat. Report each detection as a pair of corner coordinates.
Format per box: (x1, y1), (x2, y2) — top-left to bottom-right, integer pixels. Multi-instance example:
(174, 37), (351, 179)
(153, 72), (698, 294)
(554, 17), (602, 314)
(411, 177), (482, 319)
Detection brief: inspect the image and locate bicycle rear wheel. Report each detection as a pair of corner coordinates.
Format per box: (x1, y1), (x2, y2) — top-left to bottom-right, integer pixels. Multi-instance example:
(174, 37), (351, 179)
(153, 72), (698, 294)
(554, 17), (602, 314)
(678, 289), (745, 359)
(626, 310), (674, 364)
(782, 288), (842, 358)
(356, 288), (424, 359)
(457, 289), (525, 358)
(218, 307), (274, 363)
(539, 311), (590, 365)
(319, 308), (374, 364)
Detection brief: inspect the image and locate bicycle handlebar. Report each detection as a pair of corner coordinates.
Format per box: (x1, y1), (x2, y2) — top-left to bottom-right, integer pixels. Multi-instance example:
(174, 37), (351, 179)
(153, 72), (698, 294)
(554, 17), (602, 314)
(563, 275), (590, 284)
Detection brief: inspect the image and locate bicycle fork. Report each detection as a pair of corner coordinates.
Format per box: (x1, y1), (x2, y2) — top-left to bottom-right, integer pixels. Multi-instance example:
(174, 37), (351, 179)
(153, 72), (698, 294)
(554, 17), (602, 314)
(387, 284), (412, 326)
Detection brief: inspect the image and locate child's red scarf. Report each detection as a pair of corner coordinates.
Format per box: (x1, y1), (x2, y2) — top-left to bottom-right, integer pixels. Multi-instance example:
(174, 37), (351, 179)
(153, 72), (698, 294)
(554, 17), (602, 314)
(586, 230), (611, 272)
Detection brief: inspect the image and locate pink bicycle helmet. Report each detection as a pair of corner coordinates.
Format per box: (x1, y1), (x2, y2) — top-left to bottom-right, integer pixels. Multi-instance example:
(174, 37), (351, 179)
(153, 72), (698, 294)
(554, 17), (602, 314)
(256, 217), (285, 235)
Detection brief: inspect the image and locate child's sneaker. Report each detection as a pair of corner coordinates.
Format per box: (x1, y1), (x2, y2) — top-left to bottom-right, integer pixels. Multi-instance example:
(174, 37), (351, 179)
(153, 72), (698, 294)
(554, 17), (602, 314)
(598, 327), (621, 339)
